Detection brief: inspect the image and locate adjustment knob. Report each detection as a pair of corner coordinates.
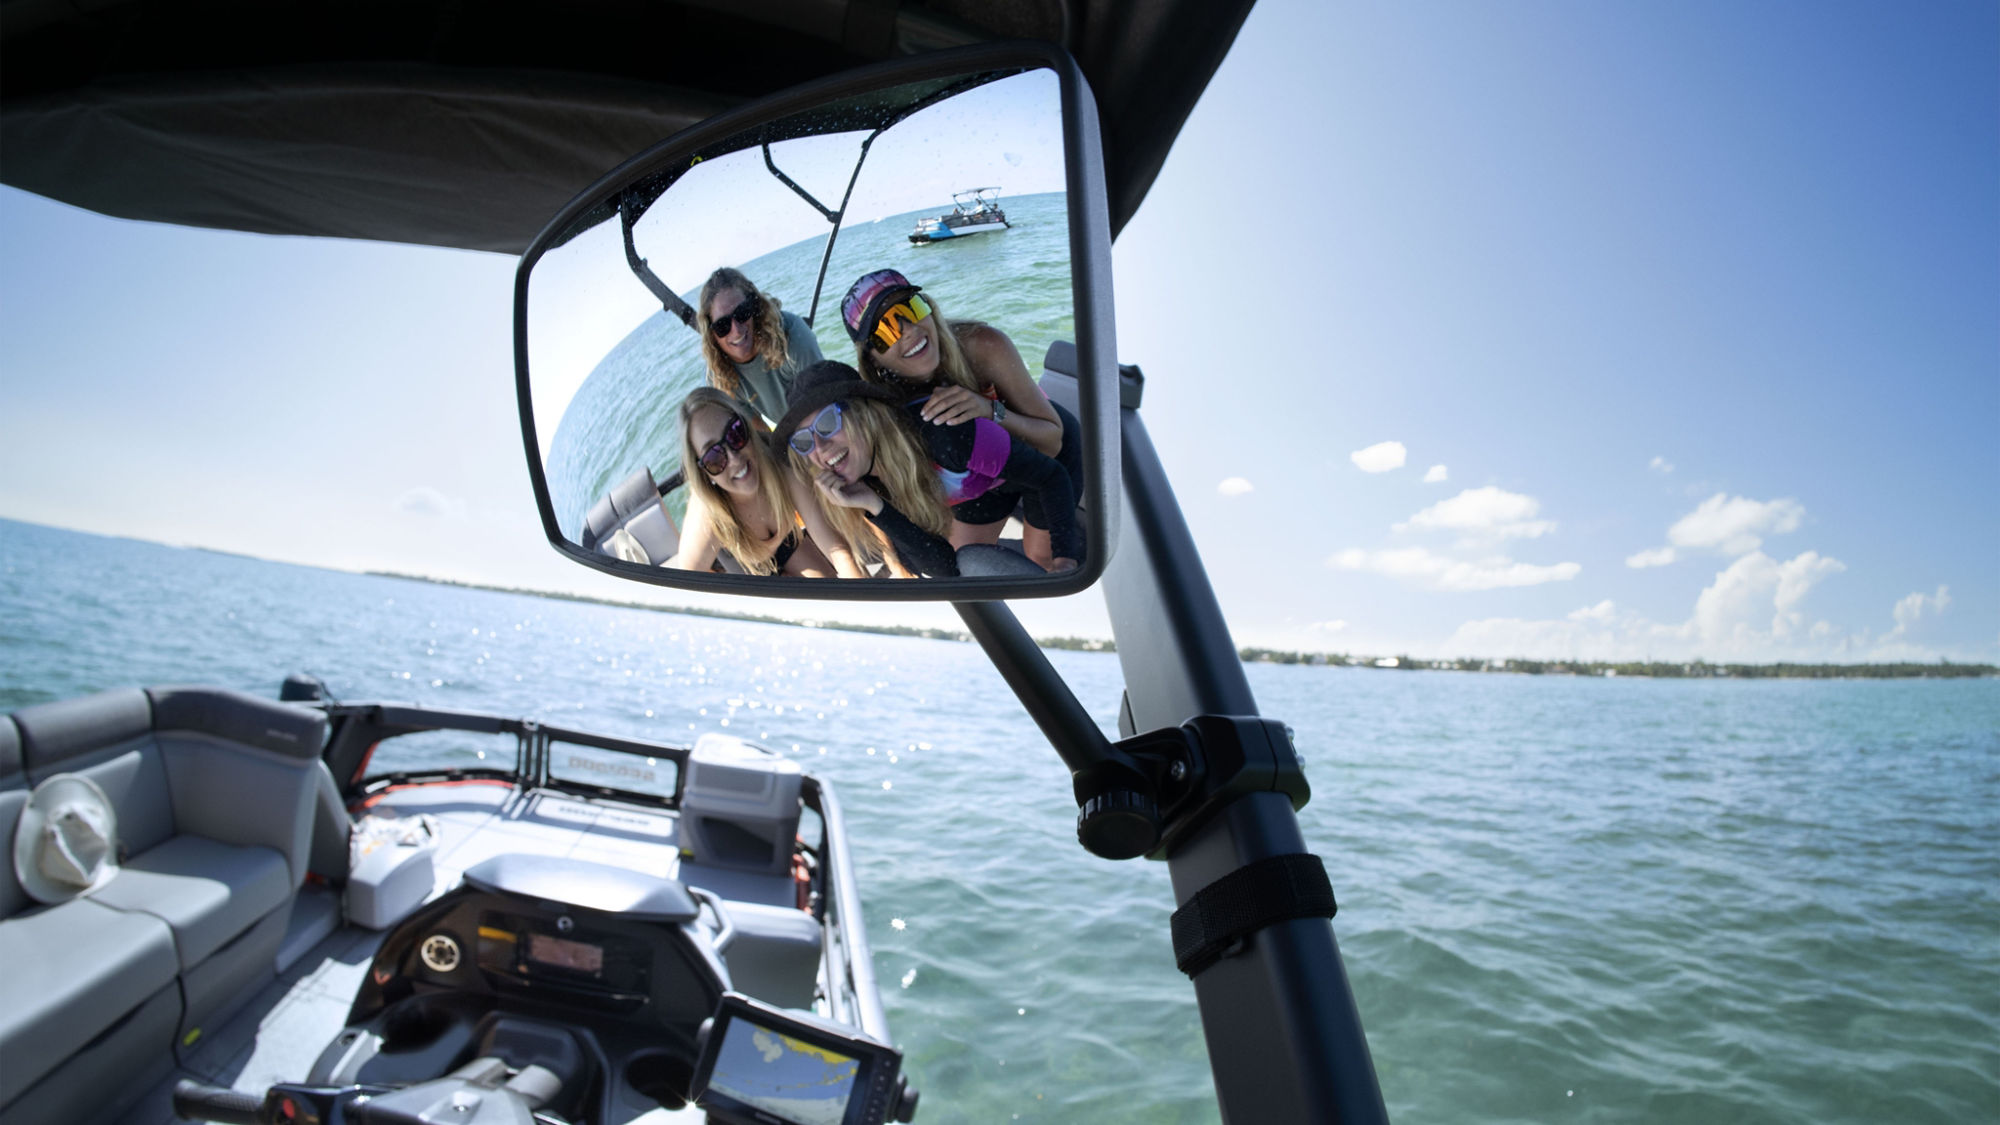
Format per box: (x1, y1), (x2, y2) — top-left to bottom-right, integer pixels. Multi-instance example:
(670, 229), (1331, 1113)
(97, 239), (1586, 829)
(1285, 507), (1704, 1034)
(1077, 790), (1160, 859)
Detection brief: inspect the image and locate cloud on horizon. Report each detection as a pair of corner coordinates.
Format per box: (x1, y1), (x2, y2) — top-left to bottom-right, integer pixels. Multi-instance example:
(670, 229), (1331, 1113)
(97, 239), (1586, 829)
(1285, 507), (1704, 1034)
(395, 486), (467, 520)
(1887, 585), (1950, 639)
(1329, 546), (1580, 591)
(1218, 476), (1254, 497)
(1439, 549), (1866, 661)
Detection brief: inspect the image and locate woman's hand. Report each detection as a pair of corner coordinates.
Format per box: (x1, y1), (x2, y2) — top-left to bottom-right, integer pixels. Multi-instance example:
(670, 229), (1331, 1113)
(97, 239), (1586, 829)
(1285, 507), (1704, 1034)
(919, 385), (994, 426)
(815, 470), (883, 515)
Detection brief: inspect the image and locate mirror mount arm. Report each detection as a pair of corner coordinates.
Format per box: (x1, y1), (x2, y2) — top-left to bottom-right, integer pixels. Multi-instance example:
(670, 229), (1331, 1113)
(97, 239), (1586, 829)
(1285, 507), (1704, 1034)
(619, 193), (695, 328)
(956, 601), (1173, 861)
(790, 132), (880, 328)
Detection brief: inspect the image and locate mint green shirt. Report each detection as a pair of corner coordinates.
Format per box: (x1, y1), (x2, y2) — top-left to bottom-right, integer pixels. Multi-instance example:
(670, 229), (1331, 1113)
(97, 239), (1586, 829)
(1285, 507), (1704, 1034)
(732, 310), (823, 424)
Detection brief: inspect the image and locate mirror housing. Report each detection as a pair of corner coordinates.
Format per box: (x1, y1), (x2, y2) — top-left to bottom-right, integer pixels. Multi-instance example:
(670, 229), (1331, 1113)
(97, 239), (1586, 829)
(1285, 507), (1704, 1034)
(514, 42), (1117, 601)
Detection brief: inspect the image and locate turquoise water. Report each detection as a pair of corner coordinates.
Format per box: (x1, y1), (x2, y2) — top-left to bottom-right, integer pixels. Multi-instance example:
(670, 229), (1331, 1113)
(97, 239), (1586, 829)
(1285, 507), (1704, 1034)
(544, 192), (1073, 535)
(3, 518), (1996, 1123)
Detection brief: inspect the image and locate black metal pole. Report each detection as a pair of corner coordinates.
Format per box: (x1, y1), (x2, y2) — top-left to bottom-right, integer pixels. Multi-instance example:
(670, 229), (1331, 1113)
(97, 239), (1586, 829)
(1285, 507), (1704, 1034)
(1101, 407), (1388, 1124)
(955, 601), (1114, 777)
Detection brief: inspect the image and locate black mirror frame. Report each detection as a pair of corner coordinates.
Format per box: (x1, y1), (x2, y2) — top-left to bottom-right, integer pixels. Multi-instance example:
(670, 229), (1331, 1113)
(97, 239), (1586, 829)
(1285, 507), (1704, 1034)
(514, 41), (1119, 602)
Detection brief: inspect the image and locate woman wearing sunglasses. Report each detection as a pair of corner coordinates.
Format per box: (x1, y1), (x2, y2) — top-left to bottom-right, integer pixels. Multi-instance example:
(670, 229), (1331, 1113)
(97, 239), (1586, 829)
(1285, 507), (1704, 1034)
(771, 363), (968, 578)
(667, 388), (862, 578)
(841, 270), (1084, 572)
(696, 267), (823, 424)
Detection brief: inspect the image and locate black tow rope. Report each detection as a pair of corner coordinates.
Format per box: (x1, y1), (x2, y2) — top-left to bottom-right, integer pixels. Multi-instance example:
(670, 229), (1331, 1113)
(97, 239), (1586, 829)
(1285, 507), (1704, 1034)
(1170, 853), (1337, 978)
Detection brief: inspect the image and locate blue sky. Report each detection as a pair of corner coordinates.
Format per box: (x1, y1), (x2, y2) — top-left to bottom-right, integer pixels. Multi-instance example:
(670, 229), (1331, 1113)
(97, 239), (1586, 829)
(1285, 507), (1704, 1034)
(2, 0), (1994, 662)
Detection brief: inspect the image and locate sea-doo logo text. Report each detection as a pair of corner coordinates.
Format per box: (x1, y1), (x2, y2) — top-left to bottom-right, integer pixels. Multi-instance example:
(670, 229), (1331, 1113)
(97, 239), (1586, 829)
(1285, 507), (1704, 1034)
(563, 754), (656, 783)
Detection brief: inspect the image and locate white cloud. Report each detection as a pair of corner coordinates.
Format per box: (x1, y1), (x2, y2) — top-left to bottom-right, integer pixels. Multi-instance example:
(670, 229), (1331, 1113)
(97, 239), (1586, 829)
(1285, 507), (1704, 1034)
(1650, 456), (1674, 474)
(1441, 550), (1853, 661)
(1217, 476), (1254, 497)
(1887, 585), (1950, 638)
(1329, 546), (1580, 591)
(1423, 464), (1449, 484)
(1397, 486), (1556, 541)
(1568, 600), (1617, 623)
(1668, 493), (1805, 555)
(1350, 441), (1407, 473)
(1691, 550), (1845, 648)
(1308, 619), (1350, 633)
(395, 486), (466, 520)
(1626, 546), (1676, 568)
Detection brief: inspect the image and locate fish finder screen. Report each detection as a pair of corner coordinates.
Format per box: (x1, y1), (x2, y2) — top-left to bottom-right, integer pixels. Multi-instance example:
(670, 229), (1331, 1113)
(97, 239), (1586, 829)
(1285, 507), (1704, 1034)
(707, 1017), (861, 1125)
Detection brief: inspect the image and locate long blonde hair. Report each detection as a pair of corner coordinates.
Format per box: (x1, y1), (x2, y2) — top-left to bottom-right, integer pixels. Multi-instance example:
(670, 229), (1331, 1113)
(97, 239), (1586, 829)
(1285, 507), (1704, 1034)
(787, 399), (950, 570)
(679, 388), (798, 575)
(697, 268), (791, 399)
(855, 291), (988, 395)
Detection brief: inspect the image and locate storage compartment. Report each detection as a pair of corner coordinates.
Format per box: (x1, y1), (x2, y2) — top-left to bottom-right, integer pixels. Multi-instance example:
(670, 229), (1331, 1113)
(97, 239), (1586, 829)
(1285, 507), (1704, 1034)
(677, 734), (801, 875)
(345, 815), (438, 930)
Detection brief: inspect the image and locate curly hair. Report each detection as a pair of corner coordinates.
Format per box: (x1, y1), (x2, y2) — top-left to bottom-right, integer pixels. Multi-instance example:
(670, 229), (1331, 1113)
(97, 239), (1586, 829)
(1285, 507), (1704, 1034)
(696, 268), (791, 400)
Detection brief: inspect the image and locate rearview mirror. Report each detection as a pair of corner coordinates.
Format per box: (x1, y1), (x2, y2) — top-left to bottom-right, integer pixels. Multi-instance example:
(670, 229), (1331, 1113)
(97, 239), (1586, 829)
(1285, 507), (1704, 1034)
(515, 44), (1117, 601)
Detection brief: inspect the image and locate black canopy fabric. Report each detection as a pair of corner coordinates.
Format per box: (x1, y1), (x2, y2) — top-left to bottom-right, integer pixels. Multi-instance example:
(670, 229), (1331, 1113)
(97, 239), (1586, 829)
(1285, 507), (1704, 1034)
(0, 1), (1254, 253)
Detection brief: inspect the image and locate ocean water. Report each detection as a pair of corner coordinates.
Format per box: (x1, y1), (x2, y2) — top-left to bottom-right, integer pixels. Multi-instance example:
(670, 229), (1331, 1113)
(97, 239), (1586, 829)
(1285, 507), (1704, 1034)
(2, 518), (1995, 1124)
(545, 192), (1074, 535)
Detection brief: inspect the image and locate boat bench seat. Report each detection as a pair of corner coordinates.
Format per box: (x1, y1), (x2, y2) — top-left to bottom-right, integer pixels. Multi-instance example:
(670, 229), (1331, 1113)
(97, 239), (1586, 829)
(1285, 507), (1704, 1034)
(0, 687), (326, 1123)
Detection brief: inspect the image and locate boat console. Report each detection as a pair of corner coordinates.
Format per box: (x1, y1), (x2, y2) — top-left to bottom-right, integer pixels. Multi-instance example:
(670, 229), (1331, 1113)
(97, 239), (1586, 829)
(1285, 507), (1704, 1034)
(172, 853), (913, 1125)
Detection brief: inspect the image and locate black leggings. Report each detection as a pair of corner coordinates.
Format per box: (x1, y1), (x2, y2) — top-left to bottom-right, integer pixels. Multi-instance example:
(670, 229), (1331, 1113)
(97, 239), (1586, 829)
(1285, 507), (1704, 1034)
(950, 399), (1083, 531)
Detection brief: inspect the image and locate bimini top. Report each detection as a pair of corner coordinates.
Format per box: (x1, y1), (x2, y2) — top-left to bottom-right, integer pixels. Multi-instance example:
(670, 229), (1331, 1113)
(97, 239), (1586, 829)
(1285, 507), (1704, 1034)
(0, 0), (1256, 254)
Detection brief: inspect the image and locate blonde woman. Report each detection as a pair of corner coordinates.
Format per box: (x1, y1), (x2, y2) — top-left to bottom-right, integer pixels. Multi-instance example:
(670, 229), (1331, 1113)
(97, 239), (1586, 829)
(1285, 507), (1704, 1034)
(841, 270), (1084, 571)
(774, 362), (970, 578)
(695, 267), (822, 424)
(667, 388), (862, 578)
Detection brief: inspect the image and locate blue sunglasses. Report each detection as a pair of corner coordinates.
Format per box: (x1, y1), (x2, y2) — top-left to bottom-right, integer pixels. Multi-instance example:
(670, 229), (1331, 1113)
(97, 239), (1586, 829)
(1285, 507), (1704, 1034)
(787, 403), (845, 455)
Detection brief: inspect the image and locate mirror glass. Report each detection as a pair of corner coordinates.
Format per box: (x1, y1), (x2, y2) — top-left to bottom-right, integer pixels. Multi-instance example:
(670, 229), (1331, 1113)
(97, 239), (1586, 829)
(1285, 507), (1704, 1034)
(524, 68), (1093, 589)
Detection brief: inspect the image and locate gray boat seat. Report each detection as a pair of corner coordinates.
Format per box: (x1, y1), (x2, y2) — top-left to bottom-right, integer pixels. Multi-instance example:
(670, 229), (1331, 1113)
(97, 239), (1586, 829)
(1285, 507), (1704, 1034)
(0, 687), (327, 1121)
(717, 899), (824, 1011)
(307, 759), (354, 882)
(0, 897), (180, 1107)
(93, 834), (293, 970)
(581, 467), (680, 565)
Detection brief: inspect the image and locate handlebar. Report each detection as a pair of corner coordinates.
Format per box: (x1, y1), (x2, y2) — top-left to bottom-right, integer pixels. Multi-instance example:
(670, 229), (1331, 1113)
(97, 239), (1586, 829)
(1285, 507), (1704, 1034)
(171, 1080), (266, 1124)
(688, 886), (737, 954)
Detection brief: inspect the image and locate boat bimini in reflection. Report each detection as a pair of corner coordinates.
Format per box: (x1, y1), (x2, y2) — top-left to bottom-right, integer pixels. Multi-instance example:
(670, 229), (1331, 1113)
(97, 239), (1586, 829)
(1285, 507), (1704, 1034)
(907, 188), (1010, 244)
(0, 679), (912, 1125)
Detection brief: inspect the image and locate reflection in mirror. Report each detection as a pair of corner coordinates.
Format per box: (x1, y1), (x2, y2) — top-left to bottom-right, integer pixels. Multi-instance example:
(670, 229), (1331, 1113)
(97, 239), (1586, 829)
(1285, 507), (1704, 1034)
(526, 69), (1085, 585)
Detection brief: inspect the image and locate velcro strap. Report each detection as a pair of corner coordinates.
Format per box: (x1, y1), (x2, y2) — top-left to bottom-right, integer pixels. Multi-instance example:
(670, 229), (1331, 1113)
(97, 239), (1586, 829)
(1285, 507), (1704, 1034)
(1170, 853), (1336, 978)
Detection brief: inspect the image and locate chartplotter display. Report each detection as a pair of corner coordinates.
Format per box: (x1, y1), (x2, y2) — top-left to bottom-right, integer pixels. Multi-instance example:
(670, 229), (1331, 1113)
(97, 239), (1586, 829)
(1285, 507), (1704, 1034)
(692, 992), (905, 1125)
(709, 1021), (860, 1125)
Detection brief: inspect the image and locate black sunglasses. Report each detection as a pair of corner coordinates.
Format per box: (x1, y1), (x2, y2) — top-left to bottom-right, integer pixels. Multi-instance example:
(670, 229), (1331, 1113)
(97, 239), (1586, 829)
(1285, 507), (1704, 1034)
(697, 415), (752, 477)
(709, 295), (763, 338)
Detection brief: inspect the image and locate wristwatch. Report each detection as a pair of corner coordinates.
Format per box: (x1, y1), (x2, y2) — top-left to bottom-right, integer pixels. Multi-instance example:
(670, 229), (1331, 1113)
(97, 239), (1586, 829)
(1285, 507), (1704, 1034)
(991, 398), (1007, 425)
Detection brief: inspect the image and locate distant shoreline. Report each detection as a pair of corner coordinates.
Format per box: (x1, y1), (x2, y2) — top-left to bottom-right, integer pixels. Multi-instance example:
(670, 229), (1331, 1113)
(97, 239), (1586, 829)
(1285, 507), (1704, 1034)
(365, 570), (1994, 680)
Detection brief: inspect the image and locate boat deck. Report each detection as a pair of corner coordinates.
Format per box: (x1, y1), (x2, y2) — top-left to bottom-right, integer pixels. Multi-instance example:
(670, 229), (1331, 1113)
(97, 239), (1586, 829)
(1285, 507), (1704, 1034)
(115, 783), (791, 1124)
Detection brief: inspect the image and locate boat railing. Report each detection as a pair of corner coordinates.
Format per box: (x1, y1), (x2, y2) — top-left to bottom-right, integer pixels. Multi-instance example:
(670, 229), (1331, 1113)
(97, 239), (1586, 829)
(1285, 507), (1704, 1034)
(328, 702), (691, 810)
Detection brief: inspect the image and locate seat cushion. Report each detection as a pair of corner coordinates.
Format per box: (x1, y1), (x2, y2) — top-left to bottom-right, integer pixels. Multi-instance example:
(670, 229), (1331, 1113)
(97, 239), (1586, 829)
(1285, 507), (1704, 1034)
(91, 834), (291, 970)
(0, 897), (179, 1105)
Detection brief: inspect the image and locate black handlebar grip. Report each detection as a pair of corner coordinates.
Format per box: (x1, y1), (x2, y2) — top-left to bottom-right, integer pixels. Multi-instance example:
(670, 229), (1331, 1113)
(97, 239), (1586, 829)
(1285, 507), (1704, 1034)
(171, 1079), (266, 1124)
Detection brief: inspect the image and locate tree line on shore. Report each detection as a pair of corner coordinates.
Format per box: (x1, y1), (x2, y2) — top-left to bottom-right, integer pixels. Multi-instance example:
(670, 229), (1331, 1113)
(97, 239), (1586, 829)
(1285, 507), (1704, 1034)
(367, 571), (1991, 679)
(1234, 649), (1996, 679)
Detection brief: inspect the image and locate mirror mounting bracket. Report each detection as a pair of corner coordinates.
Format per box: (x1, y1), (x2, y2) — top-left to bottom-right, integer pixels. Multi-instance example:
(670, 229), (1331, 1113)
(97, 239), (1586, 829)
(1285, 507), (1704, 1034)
(953, 602), (1308, 863)
(619, 193), (695, 327)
